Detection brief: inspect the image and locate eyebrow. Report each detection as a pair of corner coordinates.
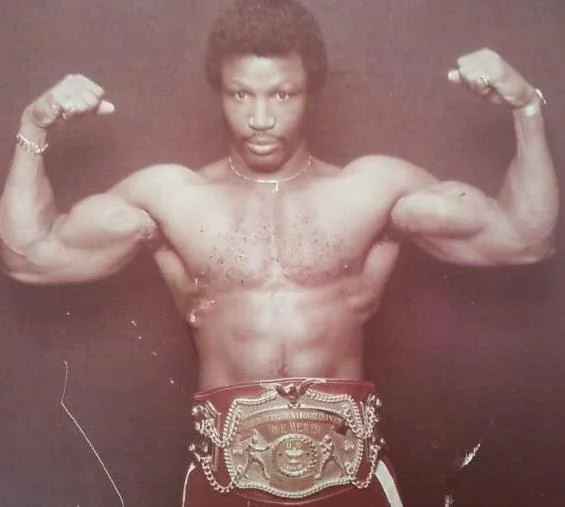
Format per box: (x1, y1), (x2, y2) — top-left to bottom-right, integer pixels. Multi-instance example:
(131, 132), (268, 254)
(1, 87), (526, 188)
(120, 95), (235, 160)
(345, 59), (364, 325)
(224, 80), (302, 91)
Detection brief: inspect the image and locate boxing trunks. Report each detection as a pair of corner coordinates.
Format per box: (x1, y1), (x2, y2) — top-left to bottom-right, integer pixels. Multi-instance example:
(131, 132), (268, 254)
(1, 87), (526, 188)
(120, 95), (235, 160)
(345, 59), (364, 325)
(182, 378), (403, 506)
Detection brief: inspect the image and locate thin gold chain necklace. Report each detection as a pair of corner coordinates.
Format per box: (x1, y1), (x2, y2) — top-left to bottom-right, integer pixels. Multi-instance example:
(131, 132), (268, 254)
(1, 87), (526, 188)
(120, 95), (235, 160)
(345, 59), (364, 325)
(228, 154), (312, 193)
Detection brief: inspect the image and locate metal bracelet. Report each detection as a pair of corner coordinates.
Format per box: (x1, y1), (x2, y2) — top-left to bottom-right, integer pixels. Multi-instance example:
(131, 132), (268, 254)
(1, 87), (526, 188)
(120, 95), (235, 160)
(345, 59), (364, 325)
(16, 132), (48, 155)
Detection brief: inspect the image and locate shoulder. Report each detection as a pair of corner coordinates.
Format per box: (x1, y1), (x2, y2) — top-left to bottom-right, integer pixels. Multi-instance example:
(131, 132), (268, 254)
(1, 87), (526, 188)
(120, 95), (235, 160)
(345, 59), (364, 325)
(198, 158), (231, 182)
(341, 154), (438, 194)
(110, 163), (203, 200)
(122, 163), (203, 186)
(344, 155), (425, 179)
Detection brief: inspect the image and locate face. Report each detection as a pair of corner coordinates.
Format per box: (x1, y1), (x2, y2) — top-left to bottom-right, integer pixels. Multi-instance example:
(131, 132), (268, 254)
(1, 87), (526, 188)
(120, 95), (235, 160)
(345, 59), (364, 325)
(221, 52), (309, 173)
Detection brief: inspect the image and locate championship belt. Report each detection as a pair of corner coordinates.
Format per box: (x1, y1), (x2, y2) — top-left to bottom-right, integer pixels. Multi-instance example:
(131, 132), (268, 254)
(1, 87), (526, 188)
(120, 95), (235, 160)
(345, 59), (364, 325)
(189, 378), (386, 502)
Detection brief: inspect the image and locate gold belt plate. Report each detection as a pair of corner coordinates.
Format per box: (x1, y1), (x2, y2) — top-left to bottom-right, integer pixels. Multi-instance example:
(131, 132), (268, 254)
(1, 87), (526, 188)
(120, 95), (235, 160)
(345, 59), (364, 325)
(191, 379), (384, 499)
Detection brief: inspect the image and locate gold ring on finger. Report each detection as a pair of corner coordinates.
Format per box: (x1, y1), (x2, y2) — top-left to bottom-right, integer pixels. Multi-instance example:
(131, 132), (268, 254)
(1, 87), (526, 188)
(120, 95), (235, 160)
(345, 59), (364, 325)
(478, 73), (491, 88)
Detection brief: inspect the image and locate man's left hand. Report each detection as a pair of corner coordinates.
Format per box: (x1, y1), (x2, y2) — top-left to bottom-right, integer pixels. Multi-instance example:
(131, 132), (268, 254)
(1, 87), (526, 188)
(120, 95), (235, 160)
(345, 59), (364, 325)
(448, 48), (537, 109)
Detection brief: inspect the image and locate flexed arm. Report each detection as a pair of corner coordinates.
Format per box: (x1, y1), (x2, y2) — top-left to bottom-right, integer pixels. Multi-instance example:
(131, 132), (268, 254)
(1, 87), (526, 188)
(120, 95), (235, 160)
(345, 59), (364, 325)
(0, 75), (157, 284)
(390, 49), (558, 265)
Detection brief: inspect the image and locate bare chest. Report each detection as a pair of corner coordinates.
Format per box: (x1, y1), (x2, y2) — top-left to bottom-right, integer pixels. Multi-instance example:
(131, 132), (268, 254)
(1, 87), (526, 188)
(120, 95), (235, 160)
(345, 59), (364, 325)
(162, 184), (386, 287)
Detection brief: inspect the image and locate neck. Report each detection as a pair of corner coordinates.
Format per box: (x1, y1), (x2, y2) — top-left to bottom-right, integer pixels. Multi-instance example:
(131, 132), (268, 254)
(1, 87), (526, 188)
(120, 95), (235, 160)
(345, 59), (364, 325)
(228, 145), (312, 185)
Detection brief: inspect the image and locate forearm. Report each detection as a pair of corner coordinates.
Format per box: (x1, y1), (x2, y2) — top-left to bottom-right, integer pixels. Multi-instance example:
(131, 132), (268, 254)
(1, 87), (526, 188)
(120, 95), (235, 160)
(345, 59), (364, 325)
(389, 50), (559, 266)
(0, 118), (59, 263)
(497, 98), (558, 251)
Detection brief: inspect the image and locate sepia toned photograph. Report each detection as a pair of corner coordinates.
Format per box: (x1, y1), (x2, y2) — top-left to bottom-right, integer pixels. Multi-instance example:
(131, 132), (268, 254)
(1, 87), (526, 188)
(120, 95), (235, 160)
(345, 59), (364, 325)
(0, 1), (563, 506)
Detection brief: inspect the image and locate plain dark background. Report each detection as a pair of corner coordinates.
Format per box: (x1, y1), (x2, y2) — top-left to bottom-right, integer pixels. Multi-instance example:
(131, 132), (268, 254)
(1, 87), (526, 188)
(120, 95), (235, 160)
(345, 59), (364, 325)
(0, 1), (563, 506)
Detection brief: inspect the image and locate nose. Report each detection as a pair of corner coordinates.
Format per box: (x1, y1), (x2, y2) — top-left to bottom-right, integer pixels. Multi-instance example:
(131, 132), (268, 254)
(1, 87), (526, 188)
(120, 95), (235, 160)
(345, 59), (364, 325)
(248, 98), (276, 131)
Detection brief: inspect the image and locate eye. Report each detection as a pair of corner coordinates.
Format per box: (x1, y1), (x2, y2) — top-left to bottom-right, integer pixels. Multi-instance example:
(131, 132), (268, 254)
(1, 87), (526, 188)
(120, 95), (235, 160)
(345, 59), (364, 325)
(275, 91), (291, 102)
(233, 91), (248, 101)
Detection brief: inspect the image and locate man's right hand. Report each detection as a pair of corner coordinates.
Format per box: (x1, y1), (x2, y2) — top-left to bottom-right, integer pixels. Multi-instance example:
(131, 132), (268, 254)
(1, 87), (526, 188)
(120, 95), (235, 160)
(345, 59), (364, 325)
(21, 74), (115, 130)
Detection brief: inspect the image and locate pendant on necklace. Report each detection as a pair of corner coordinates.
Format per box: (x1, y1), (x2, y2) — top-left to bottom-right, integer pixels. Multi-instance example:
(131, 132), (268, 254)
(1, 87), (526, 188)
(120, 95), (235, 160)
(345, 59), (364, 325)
(228, 154), (312, 194)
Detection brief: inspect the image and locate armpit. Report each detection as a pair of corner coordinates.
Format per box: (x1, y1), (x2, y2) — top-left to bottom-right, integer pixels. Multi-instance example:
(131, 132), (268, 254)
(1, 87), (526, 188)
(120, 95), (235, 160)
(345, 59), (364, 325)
(139, 210), (162, 249)
(380, 217), (407, 244)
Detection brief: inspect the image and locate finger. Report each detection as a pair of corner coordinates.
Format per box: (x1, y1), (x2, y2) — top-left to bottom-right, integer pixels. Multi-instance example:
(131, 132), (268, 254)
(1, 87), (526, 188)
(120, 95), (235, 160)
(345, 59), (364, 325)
(447, 69), (462, 84)
(50, 89), (74, 115)
(70, 87), (100, 109)
(72, 74), (105, 97)
(60, 102), (85, 120)
(449, 66), (492, 96)
(61, 76), (113, 115)
(97, 100), (115, 115)
(60, 100), (115, 119)
(466, 72), (494, 95)
(58, 75), (103, 105)
(52, 89), (108, 117)
(69, 96), (91, 112)
(484, 89), (505, 105)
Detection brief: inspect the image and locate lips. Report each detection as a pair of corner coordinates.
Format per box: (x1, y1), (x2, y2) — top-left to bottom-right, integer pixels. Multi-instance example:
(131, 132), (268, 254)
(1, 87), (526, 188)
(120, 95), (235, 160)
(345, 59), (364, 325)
(246, 137), (279, 155)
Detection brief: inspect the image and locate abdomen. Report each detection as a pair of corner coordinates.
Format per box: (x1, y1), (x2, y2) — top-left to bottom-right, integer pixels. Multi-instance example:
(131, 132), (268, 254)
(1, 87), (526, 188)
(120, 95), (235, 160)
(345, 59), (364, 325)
(191, 287), (368, 390)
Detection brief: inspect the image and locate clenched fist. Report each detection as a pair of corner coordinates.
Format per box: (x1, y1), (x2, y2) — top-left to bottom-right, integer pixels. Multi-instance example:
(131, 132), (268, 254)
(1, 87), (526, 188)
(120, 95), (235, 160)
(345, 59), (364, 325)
(21, 74), (115, 130)
(448, 48), (538, 110)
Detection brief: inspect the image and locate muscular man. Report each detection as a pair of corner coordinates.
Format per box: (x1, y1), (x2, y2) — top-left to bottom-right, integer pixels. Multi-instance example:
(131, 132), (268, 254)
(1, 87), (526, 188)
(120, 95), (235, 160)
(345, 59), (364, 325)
(0, 0), (558, 505)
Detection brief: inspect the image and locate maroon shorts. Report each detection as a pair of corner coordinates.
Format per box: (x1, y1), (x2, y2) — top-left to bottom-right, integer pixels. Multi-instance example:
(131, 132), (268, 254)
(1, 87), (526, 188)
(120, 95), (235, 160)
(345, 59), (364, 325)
(182, 378), (403, 507)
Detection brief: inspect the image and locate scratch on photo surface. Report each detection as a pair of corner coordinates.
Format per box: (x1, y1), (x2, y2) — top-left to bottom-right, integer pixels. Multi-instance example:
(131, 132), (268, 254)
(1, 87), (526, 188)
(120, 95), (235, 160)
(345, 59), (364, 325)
(459, 440), (482, 469)
(456, 417), (495, 471)
(60, 360), (125, 507)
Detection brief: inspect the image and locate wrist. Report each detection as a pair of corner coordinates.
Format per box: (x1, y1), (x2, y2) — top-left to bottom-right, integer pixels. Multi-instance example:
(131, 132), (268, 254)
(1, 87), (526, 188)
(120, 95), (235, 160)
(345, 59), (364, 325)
(17, 114), (49, 155)
(20, 103), (54, 134)
(19, 121), (48, 143)
(16, 131), (48, 156)
(512, 88), (546, 118)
